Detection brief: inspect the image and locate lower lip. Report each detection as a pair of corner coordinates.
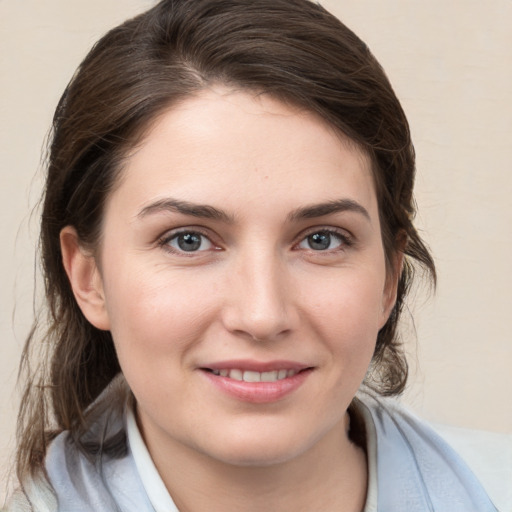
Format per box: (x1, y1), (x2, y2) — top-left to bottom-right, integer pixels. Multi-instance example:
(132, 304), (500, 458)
(201, 369), (312, 403)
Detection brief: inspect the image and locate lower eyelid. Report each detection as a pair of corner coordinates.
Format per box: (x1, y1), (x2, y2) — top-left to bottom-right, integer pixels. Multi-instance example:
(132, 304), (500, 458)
(156, 228), (353, 253)
(158, 230), (214, 252)
(297, 229), (353, 249)
(175, 234), (211, 250)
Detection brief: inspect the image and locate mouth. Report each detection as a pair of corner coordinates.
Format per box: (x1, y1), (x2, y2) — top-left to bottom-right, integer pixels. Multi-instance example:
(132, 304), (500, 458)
(202, 368), (306, 382)
(199, 362), (313, 403)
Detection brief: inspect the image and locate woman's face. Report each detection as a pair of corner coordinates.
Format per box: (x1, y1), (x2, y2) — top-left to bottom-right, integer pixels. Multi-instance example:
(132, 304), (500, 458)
(75, 88), (397, 467)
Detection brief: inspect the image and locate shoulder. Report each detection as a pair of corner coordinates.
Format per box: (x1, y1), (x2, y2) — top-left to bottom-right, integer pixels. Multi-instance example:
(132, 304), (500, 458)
(431, 422), (512, 512)
(2, 475), (58, 512)
(355, 393), (509, 511)
(44, 377), (153, 512)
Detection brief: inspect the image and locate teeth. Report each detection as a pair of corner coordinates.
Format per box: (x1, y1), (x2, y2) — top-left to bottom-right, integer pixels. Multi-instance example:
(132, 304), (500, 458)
(210, 368), (300, 382)
(229, 369), (243, 381)
(243, 370), (261, 382)
(261, 371), (278, 382)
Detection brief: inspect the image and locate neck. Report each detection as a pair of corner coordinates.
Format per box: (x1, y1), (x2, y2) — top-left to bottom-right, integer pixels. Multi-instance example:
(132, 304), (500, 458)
(140, 413), (367, 512)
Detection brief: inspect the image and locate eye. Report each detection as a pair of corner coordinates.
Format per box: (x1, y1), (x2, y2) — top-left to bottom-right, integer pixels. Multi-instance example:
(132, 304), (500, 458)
(297, 230), (348, 251)
(163, 231), (214, 253)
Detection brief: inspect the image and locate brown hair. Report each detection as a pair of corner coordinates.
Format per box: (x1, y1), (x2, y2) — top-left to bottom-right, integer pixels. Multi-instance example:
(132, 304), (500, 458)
(16, 0), (435, 484)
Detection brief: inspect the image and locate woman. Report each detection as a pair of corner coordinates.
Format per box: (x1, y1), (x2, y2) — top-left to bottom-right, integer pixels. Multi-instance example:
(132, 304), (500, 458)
(5, 0), (506, 511)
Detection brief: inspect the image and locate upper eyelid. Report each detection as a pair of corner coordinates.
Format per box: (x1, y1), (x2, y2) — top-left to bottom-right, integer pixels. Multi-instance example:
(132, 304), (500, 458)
(157, 229), (219, 256)
(156, 228), (215, 250)
(158, 226), (215, 242)
(155, 225), (354, 250)
(291, 228), (354, 254)
(297, 225), (353, 241)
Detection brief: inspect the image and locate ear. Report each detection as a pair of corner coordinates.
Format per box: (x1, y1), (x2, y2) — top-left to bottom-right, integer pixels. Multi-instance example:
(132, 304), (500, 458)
(379, 248), (405, 328)
(60, 226), (110, 330)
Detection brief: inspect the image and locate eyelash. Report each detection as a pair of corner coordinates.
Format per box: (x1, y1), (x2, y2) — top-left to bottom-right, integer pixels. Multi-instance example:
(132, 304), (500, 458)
(157, 227), (354, 256)
(295, 228), (354, 253)
(157, 228), (218, 256)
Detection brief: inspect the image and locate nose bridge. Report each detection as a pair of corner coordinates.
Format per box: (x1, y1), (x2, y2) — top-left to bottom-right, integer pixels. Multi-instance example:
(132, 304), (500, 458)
(223, 245), (294, 341)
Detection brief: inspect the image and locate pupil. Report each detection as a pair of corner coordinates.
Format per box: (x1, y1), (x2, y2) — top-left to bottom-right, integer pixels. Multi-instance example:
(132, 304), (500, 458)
(309, 232), (330, 250)
(178, 233), (201, 251)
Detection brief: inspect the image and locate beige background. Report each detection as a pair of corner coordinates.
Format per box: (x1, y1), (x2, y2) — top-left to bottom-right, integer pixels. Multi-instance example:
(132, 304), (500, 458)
(1, 0), (511, 496)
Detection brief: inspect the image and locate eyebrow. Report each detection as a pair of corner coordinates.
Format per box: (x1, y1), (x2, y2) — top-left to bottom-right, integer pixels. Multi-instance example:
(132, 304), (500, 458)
(137, 197), (370, 223)
(287, 199), (371, 222)
(137, 198), (234, 223)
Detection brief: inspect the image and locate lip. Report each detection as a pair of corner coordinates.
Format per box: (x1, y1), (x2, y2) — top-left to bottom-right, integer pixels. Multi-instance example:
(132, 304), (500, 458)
(199, 360), (314, 404)
(203, 359), (310, 373)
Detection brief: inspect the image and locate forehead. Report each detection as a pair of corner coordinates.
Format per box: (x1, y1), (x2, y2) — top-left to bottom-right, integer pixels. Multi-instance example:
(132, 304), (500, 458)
(111, 87), (378, 222)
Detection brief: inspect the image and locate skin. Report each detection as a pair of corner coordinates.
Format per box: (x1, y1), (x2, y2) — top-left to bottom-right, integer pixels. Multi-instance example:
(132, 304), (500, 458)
(62, 87), (400, 512)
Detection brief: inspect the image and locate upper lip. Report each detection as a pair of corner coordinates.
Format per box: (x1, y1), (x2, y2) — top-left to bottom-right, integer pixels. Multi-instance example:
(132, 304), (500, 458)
(200, 359), (312, 372)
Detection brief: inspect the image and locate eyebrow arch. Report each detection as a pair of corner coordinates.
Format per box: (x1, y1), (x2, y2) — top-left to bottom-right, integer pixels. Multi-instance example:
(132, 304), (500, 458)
(288, 199), (371, 222)
(137, 198), (234, 223)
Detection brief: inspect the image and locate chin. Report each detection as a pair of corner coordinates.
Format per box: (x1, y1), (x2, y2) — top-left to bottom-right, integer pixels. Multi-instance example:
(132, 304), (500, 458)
(210, 444), (305, 468)
(195, 426), (325, 468)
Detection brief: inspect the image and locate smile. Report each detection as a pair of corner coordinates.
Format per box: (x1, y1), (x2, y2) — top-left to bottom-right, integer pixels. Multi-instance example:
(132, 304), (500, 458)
(208, 369), (299, 382)
(201, 363), (313, 403)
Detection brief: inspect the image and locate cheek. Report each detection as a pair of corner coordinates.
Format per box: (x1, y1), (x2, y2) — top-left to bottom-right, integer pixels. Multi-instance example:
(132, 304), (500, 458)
(101, 263), (219, 360)
(304, 267), (386, 373)
(101, 266), (222, 415)
(307, 269), (386, 334)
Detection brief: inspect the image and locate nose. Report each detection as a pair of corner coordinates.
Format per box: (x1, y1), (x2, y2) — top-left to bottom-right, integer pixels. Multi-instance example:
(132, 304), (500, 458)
(221, 248), (298, 342)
